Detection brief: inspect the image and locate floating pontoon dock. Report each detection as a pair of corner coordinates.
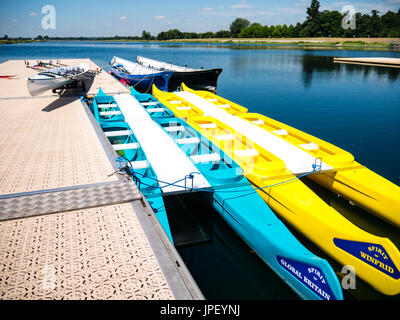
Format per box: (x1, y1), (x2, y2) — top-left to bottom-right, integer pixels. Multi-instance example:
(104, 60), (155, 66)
(0, 59), (203, 300)
(333, 57), (400, 68)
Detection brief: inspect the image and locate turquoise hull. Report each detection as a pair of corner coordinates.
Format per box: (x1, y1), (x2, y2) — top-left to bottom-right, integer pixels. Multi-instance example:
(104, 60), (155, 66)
(89, 90), (173, 242)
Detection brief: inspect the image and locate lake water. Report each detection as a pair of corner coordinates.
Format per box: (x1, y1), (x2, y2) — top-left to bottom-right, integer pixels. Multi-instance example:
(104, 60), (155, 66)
(1, 41), (399, 300)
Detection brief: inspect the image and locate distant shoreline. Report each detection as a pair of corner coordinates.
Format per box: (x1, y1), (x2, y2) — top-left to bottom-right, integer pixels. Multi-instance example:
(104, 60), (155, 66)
(1, 38), (399, 51)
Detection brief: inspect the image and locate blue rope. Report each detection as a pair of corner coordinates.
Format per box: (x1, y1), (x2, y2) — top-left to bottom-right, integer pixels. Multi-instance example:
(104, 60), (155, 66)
(115, 156), (322, 197)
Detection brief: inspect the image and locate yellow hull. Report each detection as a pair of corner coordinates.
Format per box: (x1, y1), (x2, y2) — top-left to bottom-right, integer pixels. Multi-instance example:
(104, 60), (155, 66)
(254, 177), (400, 296)
(310, 168), (400, 228)
(238, 112), (400, 229)
(152, 84), (400, 295)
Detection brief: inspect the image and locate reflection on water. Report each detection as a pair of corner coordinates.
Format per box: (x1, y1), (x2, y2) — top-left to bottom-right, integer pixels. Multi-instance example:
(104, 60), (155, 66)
(301, 54), (400, 88)
(168, 193), (299, 300)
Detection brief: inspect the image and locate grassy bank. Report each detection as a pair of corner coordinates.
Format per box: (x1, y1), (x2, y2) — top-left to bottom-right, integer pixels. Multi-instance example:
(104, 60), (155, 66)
(163, 37), (398, 47)
(102, 37), (399, 50)
(0, 39), (47, 45)
(1, 37), (398, 51)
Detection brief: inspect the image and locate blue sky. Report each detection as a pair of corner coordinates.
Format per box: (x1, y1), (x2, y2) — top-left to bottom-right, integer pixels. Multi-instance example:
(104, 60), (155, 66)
(0, 0), (399, 37)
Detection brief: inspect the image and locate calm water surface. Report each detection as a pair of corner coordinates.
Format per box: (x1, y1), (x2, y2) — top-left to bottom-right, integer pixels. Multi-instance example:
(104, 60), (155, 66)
(1, 42), (399, 300)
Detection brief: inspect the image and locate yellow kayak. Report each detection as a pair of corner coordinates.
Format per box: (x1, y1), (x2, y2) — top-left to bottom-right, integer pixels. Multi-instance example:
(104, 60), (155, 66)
(152, 84), (400, 295)
(239, 112), (400, 229)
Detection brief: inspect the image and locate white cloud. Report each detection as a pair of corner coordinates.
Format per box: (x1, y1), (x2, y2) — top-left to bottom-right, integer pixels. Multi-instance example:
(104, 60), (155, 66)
(202, 8), (214, 12)
(29, 12), (39, 16)
(120, 16), (128, 20)
(105, 22), (111, 26)
(153, 15), (165, 19)
(11, 19), (18, 23)
(230, 1), (255, 9)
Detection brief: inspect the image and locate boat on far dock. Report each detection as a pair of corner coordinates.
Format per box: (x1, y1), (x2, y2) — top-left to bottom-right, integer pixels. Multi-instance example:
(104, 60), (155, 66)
(26, 63), (90, 96)
(136, 55), (222, 92)
(109, 56), (173, 93)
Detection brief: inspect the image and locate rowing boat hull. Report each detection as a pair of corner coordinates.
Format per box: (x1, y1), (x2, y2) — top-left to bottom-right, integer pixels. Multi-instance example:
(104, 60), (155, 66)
(27, 63), (90, 96)
(309, 168), (400, 228)
(110, 67), (173, 93)
(136, 55), (222, 92)
(210, 185), (343, 300)
(27, 76), (74, 96)
(237, 113), (400, 229)
(90, 91), (173, 242)
(168, 69), (222, 92)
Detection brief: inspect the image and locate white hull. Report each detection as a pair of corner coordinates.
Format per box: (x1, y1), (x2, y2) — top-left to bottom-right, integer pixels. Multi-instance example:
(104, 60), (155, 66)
(110, 56), (161, 75)
(27, 77), (74, 96)
(26, 63), (90, 96)
(136, 55), (199, 72)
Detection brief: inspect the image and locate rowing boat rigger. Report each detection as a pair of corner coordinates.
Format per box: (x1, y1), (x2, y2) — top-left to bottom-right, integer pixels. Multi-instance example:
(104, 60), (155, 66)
(153, 83), (400, 296)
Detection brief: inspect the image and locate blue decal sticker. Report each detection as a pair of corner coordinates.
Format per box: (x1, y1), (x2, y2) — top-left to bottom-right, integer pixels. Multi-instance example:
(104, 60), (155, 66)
(277, 256), (336, 300)
(334, 239), (400, 279)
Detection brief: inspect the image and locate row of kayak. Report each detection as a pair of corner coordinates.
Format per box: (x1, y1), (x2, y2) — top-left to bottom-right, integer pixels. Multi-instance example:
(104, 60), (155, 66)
(86, 79), (399, 299)
(153, 84), (400, 296)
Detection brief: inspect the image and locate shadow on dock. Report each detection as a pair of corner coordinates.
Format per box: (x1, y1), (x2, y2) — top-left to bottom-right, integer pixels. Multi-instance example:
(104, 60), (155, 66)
(41, 77), (95, 112)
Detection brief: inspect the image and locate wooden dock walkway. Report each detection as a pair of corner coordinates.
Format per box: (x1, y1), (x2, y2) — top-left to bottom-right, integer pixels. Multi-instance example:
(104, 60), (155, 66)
(0, 59), (203, 300)
(333, 57), (400, 68)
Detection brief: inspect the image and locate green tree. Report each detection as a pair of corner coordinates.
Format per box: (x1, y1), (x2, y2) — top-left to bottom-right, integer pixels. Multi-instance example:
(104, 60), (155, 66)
(366, 10), (381, 37)
(239, 23), (263, 38)
(141, 30), (152, 40)
(261, 25), (270, 37)
(215, 30), (231, 38)
(271, 25), (282, 38)
(307, 0), (321, 21)
(281, 24), (289, 37)
(318, 10), (342, 37)
(302, 0), (322, 36)
(230, 18), (250, 37)
(200, 32), (214, 39)
(381, 11), (400, 37)
(157, 31), (166, 40)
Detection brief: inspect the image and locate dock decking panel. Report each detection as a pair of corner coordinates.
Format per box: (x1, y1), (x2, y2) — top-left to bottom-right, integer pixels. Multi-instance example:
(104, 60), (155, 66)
(0, 97), (119, 195)
(0, 203), (174, 299)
